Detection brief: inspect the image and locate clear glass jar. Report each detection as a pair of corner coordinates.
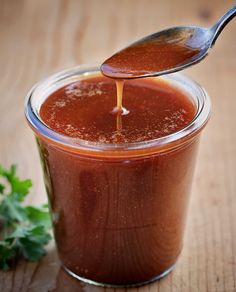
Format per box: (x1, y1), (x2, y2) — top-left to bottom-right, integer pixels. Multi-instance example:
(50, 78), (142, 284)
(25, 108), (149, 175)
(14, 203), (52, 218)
(25, 65), (211, 287)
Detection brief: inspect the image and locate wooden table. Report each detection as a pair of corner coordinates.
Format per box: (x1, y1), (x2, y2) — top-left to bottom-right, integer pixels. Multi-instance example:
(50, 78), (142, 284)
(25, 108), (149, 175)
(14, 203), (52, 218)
(0, 0), (236, 291)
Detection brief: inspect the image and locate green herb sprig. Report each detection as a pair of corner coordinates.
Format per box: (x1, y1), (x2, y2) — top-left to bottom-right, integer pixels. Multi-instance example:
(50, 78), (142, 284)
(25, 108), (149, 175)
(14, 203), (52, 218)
(0, 165), (52, 271)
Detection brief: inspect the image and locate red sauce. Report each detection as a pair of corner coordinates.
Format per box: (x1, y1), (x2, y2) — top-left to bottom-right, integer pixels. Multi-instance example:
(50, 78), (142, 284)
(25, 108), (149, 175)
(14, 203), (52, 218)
(40, 75), (195, 143)
(101, 42), (201, 79)
(37, 74), (199, 285)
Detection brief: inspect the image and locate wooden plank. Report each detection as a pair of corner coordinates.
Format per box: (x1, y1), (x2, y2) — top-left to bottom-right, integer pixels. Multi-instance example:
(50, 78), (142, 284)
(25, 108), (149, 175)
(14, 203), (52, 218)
(0, 0), (235, 291)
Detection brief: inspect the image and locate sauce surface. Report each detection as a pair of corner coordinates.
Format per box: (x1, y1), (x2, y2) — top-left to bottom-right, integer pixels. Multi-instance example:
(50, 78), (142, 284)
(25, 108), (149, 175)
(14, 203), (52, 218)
(40, 75), (196, 144)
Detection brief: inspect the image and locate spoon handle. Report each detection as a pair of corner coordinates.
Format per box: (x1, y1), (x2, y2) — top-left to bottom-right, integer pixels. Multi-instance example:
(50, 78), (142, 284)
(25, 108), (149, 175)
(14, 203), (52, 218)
(211, 6), (236, 45)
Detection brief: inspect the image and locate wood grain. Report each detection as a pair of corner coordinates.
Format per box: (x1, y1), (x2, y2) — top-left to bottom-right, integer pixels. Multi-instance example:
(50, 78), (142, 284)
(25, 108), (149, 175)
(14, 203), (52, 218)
(0, 0), (236, 291)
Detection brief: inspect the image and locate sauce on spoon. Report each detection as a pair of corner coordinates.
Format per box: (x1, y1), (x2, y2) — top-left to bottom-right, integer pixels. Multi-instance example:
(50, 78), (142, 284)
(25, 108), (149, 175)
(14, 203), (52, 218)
(101, 39), (201, 79)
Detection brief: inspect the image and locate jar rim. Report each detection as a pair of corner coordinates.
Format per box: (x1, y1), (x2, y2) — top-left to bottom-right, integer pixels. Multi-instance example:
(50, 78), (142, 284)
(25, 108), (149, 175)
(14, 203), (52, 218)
(25, 65), (211, 158)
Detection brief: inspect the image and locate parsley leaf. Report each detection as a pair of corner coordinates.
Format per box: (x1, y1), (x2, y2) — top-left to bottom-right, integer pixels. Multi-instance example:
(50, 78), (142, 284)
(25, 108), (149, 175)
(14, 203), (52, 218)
(0, 164), (32, 202)
(25, 206), (51, 228)
(0, 164), (52, 271)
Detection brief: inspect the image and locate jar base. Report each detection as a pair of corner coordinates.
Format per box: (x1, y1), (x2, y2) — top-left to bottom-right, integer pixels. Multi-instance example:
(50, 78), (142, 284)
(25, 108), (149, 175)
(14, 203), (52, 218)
(63, 264), (176, 288)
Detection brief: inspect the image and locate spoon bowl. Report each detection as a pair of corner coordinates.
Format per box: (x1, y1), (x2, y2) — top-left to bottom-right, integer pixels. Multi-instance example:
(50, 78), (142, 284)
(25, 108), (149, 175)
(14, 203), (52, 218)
(101, 6), (236, 79)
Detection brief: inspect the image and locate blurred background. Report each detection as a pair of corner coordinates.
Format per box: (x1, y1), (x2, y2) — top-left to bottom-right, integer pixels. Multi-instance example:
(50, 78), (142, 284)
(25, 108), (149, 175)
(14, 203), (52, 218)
(0, 0), (236, 291)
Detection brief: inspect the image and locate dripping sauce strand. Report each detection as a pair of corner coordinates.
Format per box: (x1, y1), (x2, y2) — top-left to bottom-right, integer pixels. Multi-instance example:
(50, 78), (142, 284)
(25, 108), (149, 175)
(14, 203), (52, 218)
(115, 79), (124, 113)
(115, 79), (125, 131)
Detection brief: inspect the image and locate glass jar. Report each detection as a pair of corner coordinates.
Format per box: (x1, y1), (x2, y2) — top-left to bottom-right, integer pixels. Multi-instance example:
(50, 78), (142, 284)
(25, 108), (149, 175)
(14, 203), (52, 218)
(25, 65), (211, 287)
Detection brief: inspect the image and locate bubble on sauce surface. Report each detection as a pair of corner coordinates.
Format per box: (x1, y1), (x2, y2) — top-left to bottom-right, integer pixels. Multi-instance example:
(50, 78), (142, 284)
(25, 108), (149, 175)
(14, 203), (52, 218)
(65, 81), (103, 99)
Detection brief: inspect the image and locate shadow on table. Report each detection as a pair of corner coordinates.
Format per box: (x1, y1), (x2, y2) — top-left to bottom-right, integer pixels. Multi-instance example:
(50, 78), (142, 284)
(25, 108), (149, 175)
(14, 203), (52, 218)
(27, 245), (158, 292)
(49, 267), (155, 292)
(50, 268), (109, 292)
(30, 246), (160, 292)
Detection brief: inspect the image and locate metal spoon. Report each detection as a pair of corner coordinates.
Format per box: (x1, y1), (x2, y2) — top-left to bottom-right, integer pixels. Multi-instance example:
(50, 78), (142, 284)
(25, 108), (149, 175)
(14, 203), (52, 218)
(101, 6), (236, 79)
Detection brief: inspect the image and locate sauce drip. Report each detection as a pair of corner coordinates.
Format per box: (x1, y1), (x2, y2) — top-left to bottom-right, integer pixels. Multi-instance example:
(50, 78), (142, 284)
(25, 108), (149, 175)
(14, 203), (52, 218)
(114, 80), (126, 132)
(115, 80), (124, 113)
